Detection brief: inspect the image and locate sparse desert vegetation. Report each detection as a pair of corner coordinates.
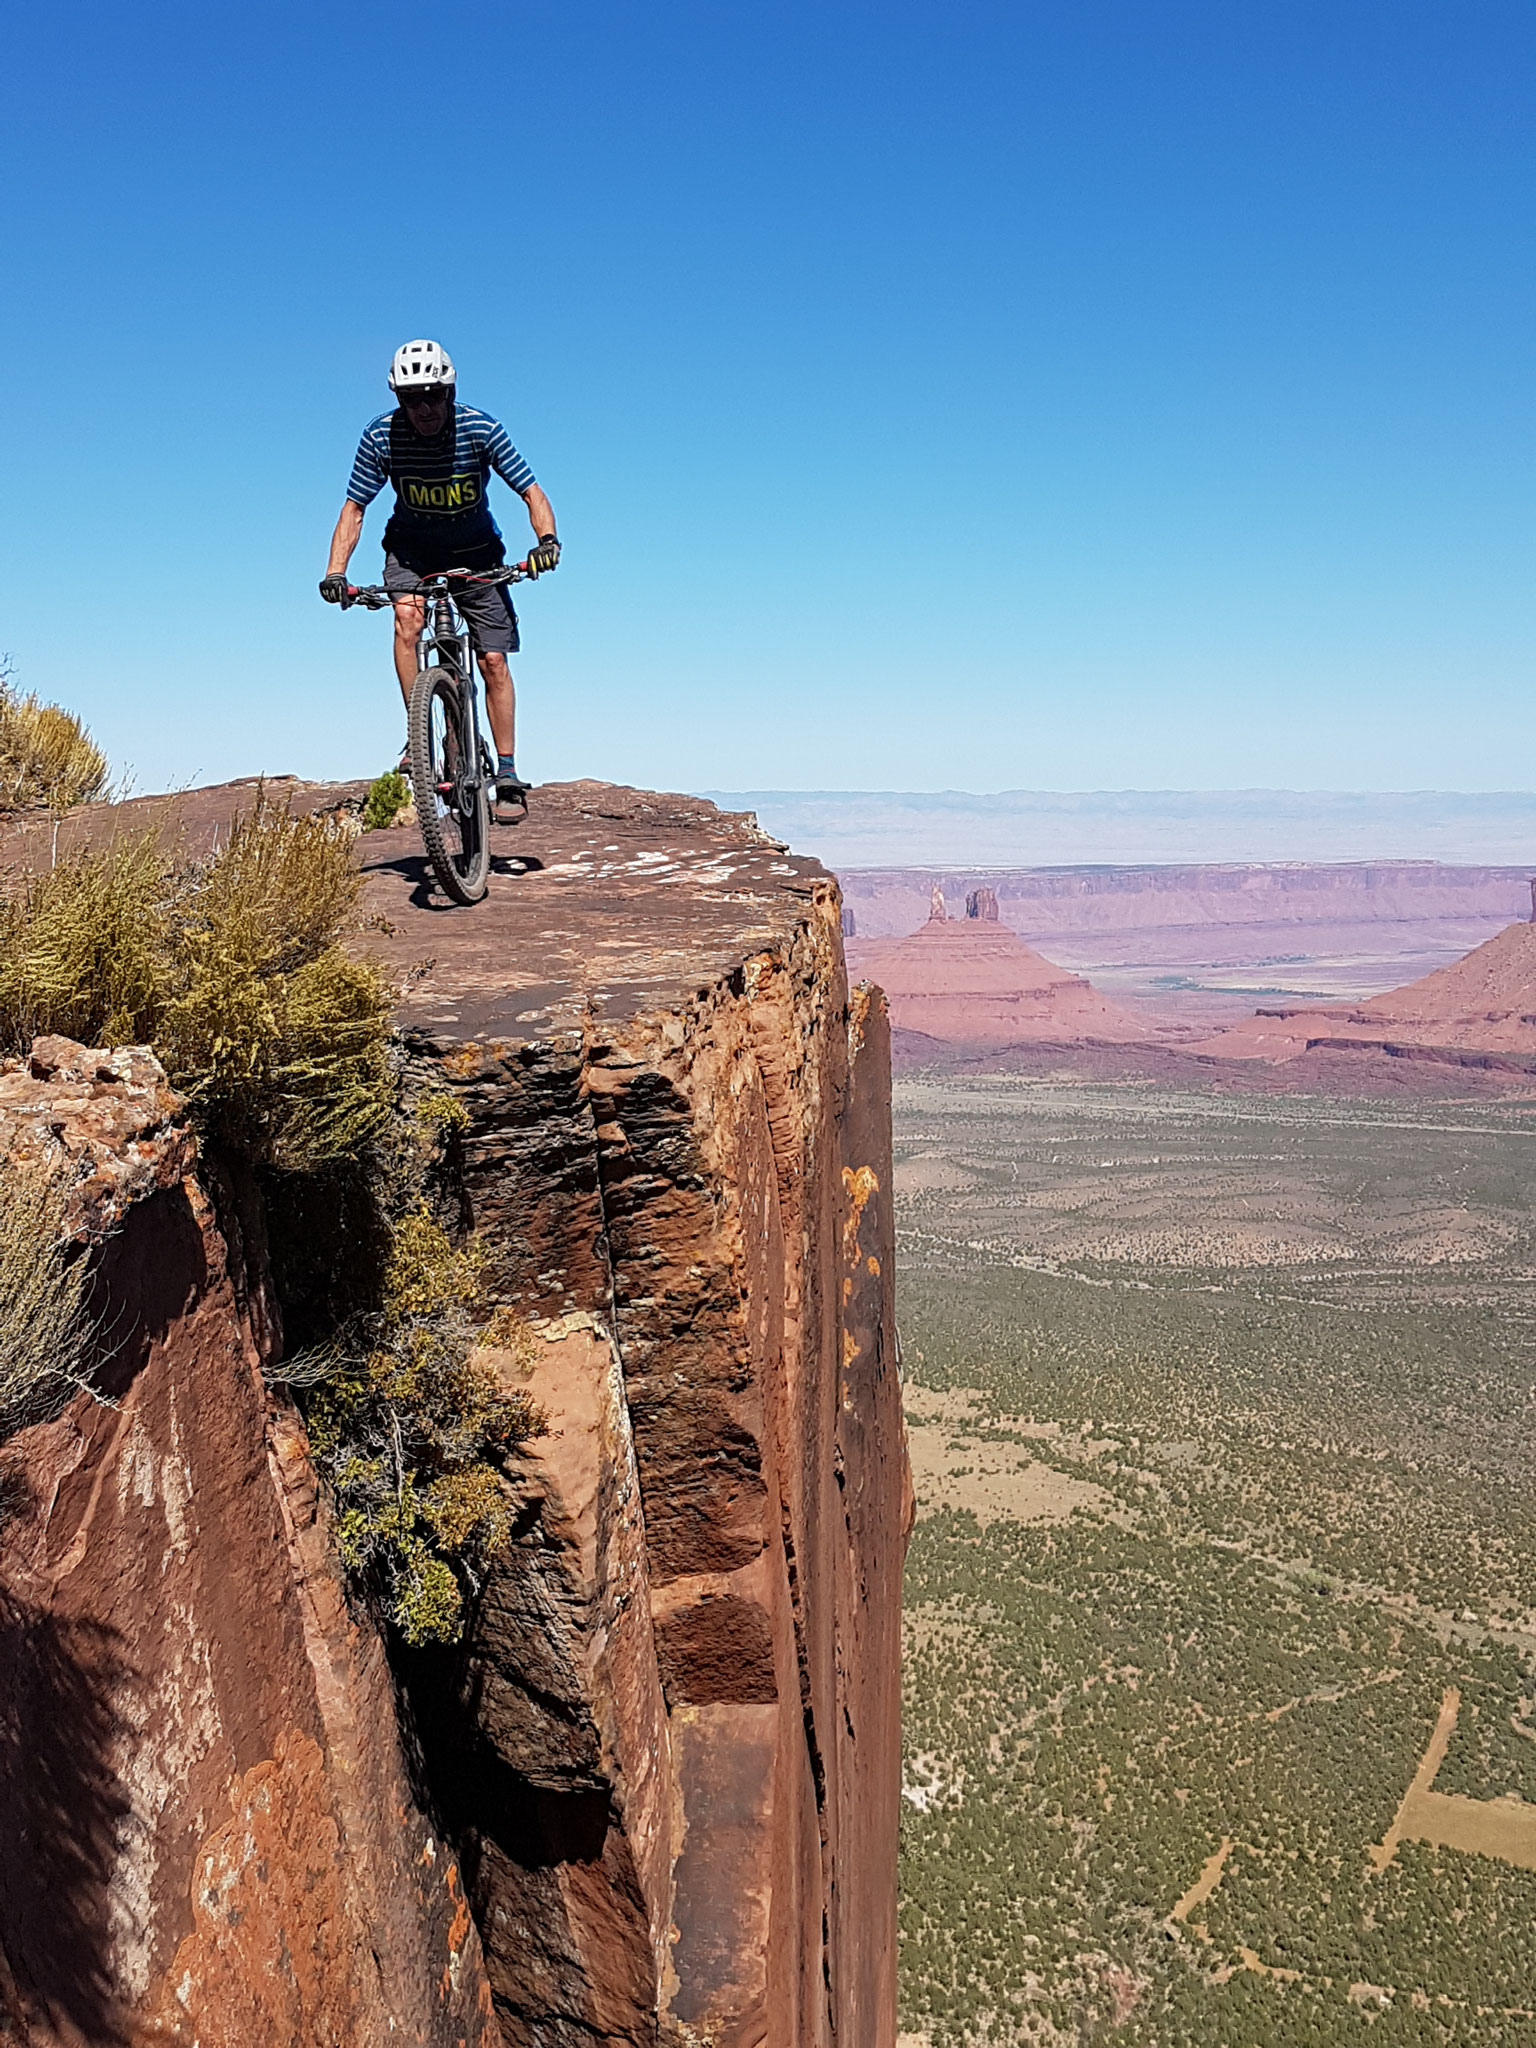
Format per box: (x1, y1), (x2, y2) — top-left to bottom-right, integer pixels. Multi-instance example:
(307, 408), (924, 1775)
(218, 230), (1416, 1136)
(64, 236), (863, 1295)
(0, 663), (109, 814)
(896, 1074), (1536, 2045)
(288, 1205), (546, 1645)
(0, 791), (393, 1171)
(0, 1164), (95, 1439)
(0, 786), (526, 1637)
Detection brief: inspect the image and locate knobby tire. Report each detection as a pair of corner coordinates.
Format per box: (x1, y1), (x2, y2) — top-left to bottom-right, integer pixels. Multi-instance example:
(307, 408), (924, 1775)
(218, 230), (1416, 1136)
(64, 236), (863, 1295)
(408, 665), (491, 906)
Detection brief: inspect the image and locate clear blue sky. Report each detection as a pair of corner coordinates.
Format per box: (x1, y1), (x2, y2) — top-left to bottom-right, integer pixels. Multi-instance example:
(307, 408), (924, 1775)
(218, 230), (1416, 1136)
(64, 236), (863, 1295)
(2, 2), (1531, 796)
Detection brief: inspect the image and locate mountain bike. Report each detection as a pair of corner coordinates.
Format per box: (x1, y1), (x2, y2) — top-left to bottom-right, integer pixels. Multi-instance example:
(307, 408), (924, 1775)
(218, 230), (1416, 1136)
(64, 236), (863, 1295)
(341, 562), (529, 905)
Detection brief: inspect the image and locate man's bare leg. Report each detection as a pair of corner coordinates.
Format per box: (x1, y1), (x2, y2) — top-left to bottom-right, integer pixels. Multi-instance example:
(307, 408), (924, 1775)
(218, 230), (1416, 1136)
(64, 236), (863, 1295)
(478, 650), (516, 762)
(392, 597), (425, 707)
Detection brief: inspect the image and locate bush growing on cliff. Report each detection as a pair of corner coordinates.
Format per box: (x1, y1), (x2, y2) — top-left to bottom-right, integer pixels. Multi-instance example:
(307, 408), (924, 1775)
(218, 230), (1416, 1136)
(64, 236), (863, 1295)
(155, 797), (393, 1171)
(0, 664), (110, 814)
(0, 780), (535, 1639)
(0, 1165), (95, 1440)
(0, 827), (170, 1048)
(0, 790), (393, 1172)
(361, 769), (410, 832)
(285, 1207), (546, 1644)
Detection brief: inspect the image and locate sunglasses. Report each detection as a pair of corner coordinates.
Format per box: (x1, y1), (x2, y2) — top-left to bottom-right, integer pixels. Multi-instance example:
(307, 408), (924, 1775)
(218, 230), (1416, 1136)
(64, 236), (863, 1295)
(401, 388), (450, 408)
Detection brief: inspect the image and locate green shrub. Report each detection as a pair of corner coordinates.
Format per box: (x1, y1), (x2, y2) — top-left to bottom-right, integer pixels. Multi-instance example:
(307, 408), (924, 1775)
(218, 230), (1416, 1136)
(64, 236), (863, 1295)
(0, 1164), (95, 1440)
(0, 789), (393, 1174)
(415, 1089), (470, 1139)
(291, 1207), (546, 1644)
(361, 769), (411, 831)
(0, 670), (109, 814)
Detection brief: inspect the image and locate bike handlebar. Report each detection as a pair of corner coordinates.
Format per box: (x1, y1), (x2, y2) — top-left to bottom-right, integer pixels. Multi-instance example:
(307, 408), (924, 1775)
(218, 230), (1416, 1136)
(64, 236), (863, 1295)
(340, 561), (532, 609)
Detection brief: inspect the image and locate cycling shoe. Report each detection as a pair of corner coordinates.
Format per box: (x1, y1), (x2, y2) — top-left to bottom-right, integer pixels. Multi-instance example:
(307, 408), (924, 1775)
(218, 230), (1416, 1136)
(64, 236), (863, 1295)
(491, 772), (529, 823)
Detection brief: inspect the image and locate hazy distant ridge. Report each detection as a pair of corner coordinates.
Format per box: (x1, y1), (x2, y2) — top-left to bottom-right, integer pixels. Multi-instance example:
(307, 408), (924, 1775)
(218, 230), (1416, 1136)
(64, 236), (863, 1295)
(704, 790), (1536, 868)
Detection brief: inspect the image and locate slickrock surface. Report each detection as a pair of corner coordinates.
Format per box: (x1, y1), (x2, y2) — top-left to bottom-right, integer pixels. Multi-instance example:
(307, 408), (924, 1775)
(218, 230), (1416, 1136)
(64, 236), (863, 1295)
(0, 1043), (494, 2046)
(1195, 919), (1536, 1069)
(0, 775), (372, 873)
(846, 901), (1148, 1051)
(358, 782), (909, 2047)
(1, 778), (910, 2048)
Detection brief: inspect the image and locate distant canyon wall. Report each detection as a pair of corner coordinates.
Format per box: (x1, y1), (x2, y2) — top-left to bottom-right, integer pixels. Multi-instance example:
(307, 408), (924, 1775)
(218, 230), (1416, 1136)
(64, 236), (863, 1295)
(838, 861), (1535, 945)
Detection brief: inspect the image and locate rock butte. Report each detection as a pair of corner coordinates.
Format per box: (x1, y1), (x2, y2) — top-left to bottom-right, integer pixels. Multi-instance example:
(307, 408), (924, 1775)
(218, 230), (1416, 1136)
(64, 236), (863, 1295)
(1197, 918), (1536, 1069)
(0, 778), (911, 2048)
(846, 888), (1149, 1050)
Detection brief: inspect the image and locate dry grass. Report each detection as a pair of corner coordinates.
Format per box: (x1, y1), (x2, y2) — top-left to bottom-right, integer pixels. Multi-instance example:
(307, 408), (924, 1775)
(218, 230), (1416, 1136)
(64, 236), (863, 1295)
(0, 789), (394, 1172)
(0, 676), (109, 814)
(0, 828), (170, 1048)
(0, 1165), (94, 1439)
(157, 797), (393, 1171)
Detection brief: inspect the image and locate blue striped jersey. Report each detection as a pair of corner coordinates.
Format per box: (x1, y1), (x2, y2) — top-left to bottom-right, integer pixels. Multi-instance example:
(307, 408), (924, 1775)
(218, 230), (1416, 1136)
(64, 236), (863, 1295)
(346, 404), (536, 547)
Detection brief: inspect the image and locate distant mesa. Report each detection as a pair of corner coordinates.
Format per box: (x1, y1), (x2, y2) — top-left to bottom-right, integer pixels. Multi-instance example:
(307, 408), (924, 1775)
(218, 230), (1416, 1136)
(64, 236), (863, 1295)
(847, 904), (1147, 1050)
(1199, 917), (1536, 1068)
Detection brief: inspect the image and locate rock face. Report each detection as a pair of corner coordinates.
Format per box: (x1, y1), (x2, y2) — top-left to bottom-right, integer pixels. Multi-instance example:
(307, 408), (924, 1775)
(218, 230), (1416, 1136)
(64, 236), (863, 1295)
(1195, 919), (1536, 1066)
(846, 912), (1147, 1051)
(359, 781), (909, 2047)
(0, 1037), (194, 1242)
(0, 780), (909, 2048)
(0, 1042), (494, 2046)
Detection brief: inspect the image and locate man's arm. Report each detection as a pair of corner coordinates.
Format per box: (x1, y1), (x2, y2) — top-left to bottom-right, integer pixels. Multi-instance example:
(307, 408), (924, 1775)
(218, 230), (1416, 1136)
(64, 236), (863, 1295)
(325, 500), (366, 578)
(520, 484), (556, 543)
(323, 421), (389, 594)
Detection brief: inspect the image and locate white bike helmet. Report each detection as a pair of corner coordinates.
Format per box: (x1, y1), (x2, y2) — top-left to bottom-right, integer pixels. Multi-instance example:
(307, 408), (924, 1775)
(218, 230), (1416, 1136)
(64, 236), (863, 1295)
(388, 338), (456, 392)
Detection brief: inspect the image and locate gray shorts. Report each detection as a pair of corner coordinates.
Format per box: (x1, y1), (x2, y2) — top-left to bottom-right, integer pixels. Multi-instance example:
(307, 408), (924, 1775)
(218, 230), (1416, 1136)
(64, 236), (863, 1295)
(383, 552), (521, 656)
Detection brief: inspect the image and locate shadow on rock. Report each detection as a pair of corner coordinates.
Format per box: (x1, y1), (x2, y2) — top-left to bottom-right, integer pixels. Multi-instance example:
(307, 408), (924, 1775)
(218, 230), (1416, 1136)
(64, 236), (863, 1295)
(89, 1183), (210, 1403)
(0, 1588), (137, 2044)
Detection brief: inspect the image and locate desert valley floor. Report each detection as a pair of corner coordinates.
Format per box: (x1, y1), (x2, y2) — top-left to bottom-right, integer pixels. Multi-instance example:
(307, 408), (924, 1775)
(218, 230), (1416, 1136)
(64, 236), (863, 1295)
(892, 1069), (1536, 2046)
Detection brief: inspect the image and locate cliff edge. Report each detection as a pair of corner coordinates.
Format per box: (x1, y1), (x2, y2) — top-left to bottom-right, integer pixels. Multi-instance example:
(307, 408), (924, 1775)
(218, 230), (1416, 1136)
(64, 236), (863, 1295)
(0, 779), (911, 2048)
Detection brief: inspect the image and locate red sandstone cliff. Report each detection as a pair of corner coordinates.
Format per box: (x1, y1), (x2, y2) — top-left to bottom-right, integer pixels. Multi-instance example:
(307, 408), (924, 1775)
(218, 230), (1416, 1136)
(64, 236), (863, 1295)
(0, 781), (909, 2048)
(0, 1039), (493, 2045)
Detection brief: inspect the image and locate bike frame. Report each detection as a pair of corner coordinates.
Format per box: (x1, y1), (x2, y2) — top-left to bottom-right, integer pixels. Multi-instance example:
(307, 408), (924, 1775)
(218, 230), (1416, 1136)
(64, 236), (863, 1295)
(412, 578), (486, 808)
(337, 559), (531, 902)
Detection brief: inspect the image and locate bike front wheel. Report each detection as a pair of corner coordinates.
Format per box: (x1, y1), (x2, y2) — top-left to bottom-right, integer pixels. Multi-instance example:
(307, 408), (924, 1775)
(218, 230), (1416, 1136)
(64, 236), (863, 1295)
(408, 666), (491, 906)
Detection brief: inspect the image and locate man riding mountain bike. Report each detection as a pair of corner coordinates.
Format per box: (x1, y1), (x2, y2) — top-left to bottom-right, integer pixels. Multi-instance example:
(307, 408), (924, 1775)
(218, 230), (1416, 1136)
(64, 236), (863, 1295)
(319, 338), (558, 808)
